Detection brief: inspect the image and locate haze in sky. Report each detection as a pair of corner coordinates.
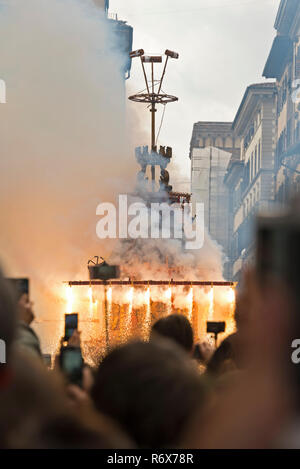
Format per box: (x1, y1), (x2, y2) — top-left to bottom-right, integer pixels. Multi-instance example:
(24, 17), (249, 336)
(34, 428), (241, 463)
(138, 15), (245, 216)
(111, 0), (280, 191)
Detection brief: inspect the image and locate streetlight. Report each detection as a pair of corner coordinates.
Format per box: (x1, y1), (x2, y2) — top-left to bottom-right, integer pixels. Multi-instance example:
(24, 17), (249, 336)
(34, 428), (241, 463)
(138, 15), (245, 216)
(129, 49), (144, 58)
(165, 49), (179, 59)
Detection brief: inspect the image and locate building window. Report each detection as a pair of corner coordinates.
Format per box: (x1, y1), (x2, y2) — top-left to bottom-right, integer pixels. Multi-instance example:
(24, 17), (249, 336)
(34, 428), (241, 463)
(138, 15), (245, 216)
(296, 121), (300, 142)
(287, 118), (292, 148)
(225, 137), (233, 148)
(215, 137), (223, 147)
(258, 141), (261, 169)
(257, 110), (261, 126)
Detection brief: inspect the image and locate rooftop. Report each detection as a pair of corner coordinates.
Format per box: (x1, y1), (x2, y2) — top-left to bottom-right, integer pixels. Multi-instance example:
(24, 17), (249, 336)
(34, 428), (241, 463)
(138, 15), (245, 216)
(274, 0), (299, 36)
(263, 35), (293, 80)
(233, 83), (277, 135)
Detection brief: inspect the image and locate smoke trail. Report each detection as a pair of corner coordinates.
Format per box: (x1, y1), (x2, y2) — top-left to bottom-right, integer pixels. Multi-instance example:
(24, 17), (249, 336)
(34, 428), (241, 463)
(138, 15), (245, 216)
(0, 0), (137, 350)
(110, 227), (224, 281)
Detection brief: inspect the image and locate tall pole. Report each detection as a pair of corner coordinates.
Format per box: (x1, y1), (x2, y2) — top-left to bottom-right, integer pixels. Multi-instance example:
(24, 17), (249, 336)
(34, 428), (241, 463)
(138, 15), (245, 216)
(208, 147), (212, 232)
(151, 62), (156, 191)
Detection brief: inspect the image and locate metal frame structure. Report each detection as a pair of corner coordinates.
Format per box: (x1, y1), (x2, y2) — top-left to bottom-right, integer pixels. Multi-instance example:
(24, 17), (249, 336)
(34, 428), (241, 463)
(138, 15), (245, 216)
(66, 280), (236, 349)
(67, 281), (236, 287)
(128, 49), (179, 189)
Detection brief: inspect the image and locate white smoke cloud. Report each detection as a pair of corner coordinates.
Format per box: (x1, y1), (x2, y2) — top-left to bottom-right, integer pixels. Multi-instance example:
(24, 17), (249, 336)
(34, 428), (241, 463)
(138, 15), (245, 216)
(110, 227), (224, 282)
(0, 0), (138, 350)
(0, 0), (225, 354)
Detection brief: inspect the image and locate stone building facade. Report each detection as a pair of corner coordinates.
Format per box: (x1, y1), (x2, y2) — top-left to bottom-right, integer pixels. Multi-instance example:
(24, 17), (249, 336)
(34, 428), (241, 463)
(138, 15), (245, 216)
(224, 83), (277, 280)
(263, 0), (300, 203)
(190, 123), (240, 278)
(189, 122), (240, 159)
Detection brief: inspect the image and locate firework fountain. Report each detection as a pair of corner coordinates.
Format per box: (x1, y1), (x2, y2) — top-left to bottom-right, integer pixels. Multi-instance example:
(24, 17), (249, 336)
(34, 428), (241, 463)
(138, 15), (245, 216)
(65, 48), (237, 362)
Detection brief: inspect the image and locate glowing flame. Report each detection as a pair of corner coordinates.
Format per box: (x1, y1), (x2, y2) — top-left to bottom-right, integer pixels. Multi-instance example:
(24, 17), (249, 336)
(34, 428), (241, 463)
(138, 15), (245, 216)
(107, 286), (112, 303)
(226, 287), (236, 335)
(88, 287), (93, 316)
(65, 284), (236, 351)
(165, 287), (172, 315)
(126, 286), (134, 305)
(144, 287), (151, 339)
(106, 286), (112, 339)
(66, 286), (73, 314)
(187, 287), (193, 322)
(125, 287), (134, 339)
(88, 286), (98, 317)
(208, 287), (214, 321)
(145, 287), (150, 304)
(228, 287), (235, 305)
(165, 287), (172, 301)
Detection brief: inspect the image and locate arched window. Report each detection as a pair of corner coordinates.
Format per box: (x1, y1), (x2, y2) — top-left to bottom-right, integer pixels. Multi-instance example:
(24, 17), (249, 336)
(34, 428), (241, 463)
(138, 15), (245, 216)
(225, 137), (233, 148)
(198, 137), (204, 147)
(205, 137), (212, 147)
(215, 137), (223, 147)
(258, 141), (261, 169)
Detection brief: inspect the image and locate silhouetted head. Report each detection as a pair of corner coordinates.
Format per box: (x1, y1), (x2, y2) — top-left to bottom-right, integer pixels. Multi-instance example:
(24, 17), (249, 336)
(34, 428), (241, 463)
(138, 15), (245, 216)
(0, 351), (132, 449)
(150, 314), (194, 354)
(7, 278), (34, 325)
(206, 333), (239, 376)
(91, 340), (205, 448)
(0, 270), (17, 363)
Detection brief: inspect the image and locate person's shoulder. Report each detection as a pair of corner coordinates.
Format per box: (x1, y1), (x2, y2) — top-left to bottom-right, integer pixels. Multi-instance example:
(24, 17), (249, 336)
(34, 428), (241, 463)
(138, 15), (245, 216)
(16, 321), (41, 353)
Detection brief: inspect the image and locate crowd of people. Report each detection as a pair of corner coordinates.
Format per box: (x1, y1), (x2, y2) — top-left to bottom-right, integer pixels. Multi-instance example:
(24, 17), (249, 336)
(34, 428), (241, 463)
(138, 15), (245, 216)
(1, 200), (300, 449)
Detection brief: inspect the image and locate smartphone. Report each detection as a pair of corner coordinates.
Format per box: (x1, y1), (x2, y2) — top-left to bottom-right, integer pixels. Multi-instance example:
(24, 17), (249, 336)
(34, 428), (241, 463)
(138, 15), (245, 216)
(59, 346), (83, 387)
(64, 313), (78, 341)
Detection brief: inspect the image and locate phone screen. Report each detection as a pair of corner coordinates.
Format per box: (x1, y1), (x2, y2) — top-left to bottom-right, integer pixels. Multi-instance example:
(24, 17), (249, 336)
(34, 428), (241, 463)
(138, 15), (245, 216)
(64, 313), (78, 340)
(60, 347), (83, 387)
(61, 348), (82, 374)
